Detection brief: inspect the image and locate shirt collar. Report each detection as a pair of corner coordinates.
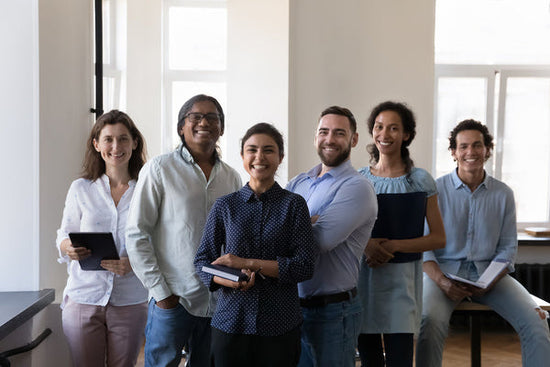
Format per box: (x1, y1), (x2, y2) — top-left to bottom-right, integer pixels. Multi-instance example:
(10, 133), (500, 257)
(98, 174), (136, 187)
(450, 168), (489, 191)
(177, 143), (219, 165)
(238, 182), (284, 202)
(306, 159), (354, 180)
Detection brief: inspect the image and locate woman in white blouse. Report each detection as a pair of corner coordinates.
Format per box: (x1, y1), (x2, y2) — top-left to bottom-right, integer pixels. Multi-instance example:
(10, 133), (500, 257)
(56, 110), (148, 367)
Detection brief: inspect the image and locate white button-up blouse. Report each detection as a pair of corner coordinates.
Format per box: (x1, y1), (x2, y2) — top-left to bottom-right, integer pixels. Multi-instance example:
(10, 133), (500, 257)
(56, 175), (148, 308)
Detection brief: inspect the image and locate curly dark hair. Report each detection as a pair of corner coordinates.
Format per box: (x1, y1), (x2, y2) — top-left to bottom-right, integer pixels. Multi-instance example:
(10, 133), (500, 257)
(366, 101), (416, 173)
(448, 119), (494, 160)
(82, 110), (146, 181)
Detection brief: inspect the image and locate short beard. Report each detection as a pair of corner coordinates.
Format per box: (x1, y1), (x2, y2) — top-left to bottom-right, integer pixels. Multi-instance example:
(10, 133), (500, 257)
(317, 144), (351, 167)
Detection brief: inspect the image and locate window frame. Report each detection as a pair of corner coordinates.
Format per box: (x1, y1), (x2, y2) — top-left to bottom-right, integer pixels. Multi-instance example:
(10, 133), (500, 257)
(161, 0), (227, 153)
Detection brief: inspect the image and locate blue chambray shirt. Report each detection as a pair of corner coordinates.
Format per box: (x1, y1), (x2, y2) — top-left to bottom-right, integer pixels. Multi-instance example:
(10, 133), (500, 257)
(194, 182), (315, 336)
(424, 169), (518, 276)
(286, 160), (378, 298)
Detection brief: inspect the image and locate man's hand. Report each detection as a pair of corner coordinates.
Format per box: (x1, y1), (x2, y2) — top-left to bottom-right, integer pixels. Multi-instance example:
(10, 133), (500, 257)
(155, 294), (179, 309)
(437, 276), (472, 302)
(364, 238), (394, 267)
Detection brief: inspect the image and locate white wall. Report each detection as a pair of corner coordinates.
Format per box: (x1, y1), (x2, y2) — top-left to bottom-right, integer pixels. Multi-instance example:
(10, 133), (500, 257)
(288, 0), (435, 177)
(226, 0), (290, 183)
(39, 0), (94, 301)
(0, 1), (40, 292)
(127, 0), (162, 157)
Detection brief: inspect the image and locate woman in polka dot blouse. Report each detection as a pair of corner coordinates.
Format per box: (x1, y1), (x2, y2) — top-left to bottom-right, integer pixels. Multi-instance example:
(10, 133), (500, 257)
(194, 123), (316, 367)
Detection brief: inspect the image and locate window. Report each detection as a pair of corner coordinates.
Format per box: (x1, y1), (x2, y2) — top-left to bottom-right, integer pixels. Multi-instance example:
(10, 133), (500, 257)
(100, 0), (126, 112)
(434, 0), (550, 226)
(162, 0), (227, 152)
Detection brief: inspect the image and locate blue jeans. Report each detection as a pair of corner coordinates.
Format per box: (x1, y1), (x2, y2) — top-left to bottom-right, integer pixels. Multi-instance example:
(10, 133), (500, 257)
(416, 273), (550, 367)
(144, 298), (211, 367)
(298, 295), (362, 367)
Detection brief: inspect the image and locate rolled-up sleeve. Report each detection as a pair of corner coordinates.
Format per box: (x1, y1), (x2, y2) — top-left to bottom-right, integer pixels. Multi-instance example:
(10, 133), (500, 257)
(56, 181), (82, 263)
(494, 187), (517, 271)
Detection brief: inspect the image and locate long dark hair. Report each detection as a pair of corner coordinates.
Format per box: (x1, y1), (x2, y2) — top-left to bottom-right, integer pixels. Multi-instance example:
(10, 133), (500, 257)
(82, 110), (146, 181)
(366, 101), (416, 173)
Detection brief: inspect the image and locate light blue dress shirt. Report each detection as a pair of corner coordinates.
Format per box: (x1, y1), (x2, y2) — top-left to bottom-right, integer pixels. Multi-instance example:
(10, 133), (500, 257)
(286, 160), (377, 298)
(424, 169), (517, 276)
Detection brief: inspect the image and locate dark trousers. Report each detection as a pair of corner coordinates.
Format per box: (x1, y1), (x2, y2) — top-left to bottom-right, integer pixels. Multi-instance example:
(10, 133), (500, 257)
(211, 326), (301, 367)
(357, 333), (413, 367)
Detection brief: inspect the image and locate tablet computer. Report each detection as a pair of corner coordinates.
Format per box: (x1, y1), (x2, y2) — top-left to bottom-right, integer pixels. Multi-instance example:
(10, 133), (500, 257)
(68, 232), (120, 271)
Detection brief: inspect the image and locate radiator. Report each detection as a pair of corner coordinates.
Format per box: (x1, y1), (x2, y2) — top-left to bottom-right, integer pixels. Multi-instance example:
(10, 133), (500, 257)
(512, 263), (550, 301)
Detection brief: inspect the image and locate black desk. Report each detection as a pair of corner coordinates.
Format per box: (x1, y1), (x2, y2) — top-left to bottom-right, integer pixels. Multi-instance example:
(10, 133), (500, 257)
(0, 289), (55, 341)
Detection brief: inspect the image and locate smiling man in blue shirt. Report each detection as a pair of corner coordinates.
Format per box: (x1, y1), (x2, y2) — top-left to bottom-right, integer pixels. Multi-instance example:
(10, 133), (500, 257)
(286, 106), (378, 367)
(416, 119), (550, 367)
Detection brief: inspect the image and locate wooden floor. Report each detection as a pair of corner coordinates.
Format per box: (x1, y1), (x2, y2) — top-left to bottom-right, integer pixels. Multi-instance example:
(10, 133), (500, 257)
(438, 327), (521, 367)
(136, 326), (522, 366)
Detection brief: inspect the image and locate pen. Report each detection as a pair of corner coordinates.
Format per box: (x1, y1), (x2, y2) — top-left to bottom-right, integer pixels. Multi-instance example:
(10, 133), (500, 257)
(255, 267), (266, 280)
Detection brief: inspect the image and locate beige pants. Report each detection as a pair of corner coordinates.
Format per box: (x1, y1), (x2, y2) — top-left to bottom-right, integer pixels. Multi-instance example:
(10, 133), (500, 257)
(62, 298), (148, 367)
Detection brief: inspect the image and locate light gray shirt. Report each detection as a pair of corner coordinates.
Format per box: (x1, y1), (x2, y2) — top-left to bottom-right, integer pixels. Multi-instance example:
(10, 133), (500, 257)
(126, 144), (241, 317)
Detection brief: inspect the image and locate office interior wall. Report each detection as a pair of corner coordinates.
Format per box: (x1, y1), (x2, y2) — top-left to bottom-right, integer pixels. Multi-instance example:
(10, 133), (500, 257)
(288, 0), (435, 176)
(0, 1), (40, 291)
(39, 0), (93, 301)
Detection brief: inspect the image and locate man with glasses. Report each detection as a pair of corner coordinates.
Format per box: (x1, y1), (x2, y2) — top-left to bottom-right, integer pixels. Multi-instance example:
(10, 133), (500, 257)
(286, 106), (377, 367)
(127, 94), (241, 367)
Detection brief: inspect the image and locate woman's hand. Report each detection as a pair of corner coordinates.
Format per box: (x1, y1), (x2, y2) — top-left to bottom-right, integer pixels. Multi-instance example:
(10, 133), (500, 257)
(214, 269), (256, 291)
(212, 253), (252, 270)
(364, 238), (393, 267)
(61, 239), (91, 261)
(100, 256), (132, 276)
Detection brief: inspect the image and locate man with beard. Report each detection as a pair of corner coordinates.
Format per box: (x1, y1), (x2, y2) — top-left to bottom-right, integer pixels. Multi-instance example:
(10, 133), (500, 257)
(286, 106), (378, 367)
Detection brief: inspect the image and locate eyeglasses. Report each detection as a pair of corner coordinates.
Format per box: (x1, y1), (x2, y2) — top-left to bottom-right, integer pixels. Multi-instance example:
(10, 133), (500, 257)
(184, 112), (221, 124)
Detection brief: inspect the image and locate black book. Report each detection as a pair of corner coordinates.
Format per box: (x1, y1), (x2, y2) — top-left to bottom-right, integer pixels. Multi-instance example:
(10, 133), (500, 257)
(68, 232), (120, 271)
(201, 264), (249, 282)
(371, 192), (427, 263)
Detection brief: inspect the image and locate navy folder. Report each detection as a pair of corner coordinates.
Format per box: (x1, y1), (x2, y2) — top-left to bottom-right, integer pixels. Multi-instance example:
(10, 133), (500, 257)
(371, 192), (427, 263)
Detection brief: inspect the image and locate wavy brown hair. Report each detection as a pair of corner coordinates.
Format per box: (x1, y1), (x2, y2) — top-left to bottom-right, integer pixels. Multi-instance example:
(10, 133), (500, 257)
(82, 110), (146, 181)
